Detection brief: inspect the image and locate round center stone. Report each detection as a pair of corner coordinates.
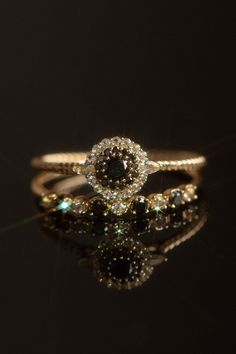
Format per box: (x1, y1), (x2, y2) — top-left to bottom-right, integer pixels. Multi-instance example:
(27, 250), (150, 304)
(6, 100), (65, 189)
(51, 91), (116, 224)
(107, 157), (127, 179)
(94, 146), (139, 190)
(110, 259), (133, 279)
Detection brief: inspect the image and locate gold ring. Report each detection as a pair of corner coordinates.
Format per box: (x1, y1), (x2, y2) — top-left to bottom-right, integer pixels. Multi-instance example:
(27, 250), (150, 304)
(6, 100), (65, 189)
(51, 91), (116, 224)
(32, 171), (200, 216)
(32, 136), (206, 203)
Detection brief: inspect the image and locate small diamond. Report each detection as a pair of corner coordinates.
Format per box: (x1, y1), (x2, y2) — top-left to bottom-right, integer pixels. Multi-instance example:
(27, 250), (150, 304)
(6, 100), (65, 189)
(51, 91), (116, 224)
(92, 145), (99, 153)
(56, 195), (73, 213)
(155, 213), (169, 230)
(86, 164), (95, 174)
(72, 165), (83, 174)
(101, 138), (110, 146)
(111, 136), (121, 144)
(71, 197), (88, 215)
(110, 202), (129, 216)
(149, 194), (168, 212)
(40, 193), (58, 210)
(183, 184), (197, 202)
(145, 161), (159, 174)
(111, 221), (129, 235)
(87, 154), (96, 163)
(182, 205), (198, 223)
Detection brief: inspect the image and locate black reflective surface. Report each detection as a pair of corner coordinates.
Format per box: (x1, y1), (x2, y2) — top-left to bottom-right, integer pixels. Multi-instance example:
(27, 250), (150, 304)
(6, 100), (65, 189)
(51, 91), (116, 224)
(0, 1), (235, 353)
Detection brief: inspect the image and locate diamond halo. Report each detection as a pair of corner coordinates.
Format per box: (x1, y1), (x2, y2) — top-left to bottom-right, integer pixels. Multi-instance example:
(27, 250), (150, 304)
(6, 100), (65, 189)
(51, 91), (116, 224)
(85, 137), (149, 201)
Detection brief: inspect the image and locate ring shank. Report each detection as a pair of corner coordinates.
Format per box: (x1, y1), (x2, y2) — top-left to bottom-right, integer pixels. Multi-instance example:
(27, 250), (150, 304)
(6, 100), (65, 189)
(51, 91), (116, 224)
(32, 150), (206, 175)
(31, 172), (87, 196)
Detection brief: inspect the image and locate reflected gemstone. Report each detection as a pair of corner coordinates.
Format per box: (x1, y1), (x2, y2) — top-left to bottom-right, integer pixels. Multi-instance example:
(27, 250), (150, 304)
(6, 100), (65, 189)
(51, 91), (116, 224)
(131, 217), (150, 234)
(91, 220), (108, 236)
(170, 190), (184, 207)
(95, 237), (153, 289)
(170, 211), (184, 228)
(109, 259), (134, 279)
(90, 199), (107, 216)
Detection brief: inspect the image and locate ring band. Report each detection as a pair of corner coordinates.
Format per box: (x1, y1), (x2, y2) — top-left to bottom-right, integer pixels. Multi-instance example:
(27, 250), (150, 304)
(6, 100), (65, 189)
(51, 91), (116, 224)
(32, 150), (206, 175)
(31, 137), (206, 203)
(32, 171), (200, 216)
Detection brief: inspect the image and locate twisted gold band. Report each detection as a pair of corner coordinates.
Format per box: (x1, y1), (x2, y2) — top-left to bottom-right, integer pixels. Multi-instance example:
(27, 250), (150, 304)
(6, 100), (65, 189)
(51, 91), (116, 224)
(31, 150), (206, 175)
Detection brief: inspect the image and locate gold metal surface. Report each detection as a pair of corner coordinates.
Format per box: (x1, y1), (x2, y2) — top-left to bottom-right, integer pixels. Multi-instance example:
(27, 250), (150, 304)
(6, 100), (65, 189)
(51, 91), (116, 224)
(32, 150), (206, 175)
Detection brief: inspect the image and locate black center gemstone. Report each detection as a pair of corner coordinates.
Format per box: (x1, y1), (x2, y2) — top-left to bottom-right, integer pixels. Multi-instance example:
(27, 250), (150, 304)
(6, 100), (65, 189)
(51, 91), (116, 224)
(107, 157), (127, 179)
(95, 147), (139, 190)
(91, 220), (107, 236)
(96, 237), (152, 288)
(110, 259), (133, 279)
(170, 211), (183, 228)
(99, 247), (142, 282)
(131, 217), (150, 234)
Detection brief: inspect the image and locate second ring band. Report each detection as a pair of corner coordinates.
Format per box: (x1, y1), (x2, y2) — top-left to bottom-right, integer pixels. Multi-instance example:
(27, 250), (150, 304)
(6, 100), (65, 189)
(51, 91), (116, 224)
(32, 172), (199, 216)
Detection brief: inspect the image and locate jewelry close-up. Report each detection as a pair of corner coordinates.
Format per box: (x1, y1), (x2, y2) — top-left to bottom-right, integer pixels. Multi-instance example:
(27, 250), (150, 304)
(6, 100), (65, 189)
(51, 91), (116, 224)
(30, 136), (207, 290)
(31, 137), (206, 216)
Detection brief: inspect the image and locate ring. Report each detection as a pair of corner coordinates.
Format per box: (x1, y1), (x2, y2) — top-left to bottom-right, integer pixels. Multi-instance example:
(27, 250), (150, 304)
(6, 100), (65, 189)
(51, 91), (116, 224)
(32, 171), (200, 216)
(40, 190), (205, 236)
(31, 136), (206, 203)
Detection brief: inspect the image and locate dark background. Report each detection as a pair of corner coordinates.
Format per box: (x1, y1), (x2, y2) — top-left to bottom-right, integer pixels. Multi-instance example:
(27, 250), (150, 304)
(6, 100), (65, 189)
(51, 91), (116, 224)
(0, 1), (235, 354)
